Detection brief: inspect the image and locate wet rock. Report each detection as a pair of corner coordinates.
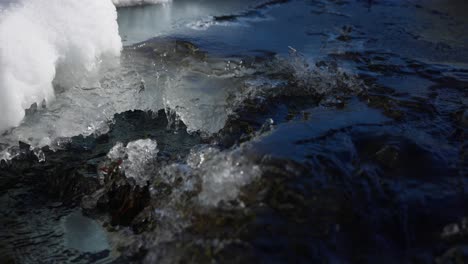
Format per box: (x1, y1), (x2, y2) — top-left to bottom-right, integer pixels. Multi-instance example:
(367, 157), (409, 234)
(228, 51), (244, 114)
(364, 61), (405, 75)
(18, 141), (31, 152)
(190, 208), (256, 239)
(95, 163), (151, 226)
(0, 252), (16, 264)
(81, 189), (106, 212)
(0, 143), (100, 205)
(144, 239), (256, 264)
(337, 25), (353, 42)
(43, 169), (100, 204)
(131, 206), (157, 234)
(375, 145), (400, 169)
(463, 110), (468, 128)
(258, 118), (275, 134)
(436, 246), (468, 264)
(365, 94), (405, 120)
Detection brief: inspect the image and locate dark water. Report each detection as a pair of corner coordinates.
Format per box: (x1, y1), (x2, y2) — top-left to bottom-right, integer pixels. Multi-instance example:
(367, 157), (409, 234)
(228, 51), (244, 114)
(1, 0), (467, 263)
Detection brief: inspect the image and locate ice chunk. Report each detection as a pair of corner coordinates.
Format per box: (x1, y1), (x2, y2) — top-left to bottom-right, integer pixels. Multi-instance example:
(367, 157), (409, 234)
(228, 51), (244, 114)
(188, 147), (261, 206)
(107, 139), (159, 187)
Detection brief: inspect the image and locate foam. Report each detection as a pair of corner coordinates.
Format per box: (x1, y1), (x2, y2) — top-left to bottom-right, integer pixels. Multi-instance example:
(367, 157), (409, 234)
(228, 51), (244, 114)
(0, 0), (122, 132)
(112, 0), (171, 8)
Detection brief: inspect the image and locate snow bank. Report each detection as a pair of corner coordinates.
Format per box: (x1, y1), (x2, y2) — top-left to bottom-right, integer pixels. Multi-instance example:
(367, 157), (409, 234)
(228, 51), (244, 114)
(0, 0), (122, 132)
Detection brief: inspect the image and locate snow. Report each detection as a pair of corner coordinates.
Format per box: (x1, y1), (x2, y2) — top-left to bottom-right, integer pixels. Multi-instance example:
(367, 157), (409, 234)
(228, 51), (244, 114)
(0, 0), (122, 132)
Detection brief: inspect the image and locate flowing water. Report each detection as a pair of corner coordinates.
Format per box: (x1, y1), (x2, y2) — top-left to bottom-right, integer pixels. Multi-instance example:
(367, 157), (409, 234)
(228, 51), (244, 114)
(0, 0), (467, 263)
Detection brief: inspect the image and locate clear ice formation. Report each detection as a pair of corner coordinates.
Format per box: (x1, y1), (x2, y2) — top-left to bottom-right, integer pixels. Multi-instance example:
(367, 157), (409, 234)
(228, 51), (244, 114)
(0, 43), (251, 155)
(0, 0), (364, 161)
(107, 139), (159, 187)
(106, 138), (260, 207)
(187, 146), (261, 206)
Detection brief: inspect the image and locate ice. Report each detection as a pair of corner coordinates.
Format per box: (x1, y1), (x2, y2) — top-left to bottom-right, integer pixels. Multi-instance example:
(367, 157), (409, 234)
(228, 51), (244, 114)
(0, 40), (366, 161)
(187, 146), (261, 206)
(0, 18), (365, 161)
(162, 70), (237, 134)
(0, 47), (158, 153)
(0, 0), (121, 132)
(0, 38), (258, 154)
(107, 139), (159, 187)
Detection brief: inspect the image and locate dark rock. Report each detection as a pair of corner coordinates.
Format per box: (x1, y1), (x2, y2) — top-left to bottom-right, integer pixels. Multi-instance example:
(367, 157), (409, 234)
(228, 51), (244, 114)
(95, 163), (151, 226)
(18, 141), (31, 152)
(337, 25), (353, 42)
(436, 246), (468, 264)
(375, 145), (400, 169)
(131, 206), (157, 234)
(462, 110), (468, 128)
